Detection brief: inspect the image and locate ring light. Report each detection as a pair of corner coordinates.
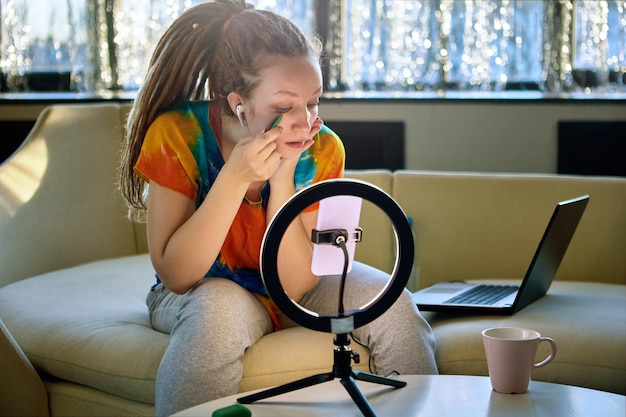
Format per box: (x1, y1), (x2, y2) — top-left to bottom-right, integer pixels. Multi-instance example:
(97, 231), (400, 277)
(260, 178), (414, 333)
(241, 178), (413, 416)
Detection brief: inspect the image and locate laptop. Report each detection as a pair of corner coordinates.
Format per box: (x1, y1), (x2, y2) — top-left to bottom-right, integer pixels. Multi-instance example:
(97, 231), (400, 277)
(412, 195), (589, 315)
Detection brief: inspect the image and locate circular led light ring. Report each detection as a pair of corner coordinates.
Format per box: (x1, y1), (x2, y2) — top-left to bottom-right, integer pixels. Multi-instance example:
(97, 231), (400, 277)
(260, 178), (414, 333)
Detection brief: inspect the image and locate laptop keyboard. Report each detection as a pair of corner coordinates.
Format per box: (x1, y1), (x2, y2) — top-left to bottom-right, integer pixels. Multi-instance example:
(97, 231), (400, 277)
(445, 285), (519, 305)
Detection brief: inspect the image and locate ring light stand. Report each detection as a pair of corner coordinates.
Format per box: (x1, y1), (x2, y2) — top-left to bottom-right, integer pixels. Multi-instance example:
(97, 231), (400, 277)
(237, 179), (414, 417)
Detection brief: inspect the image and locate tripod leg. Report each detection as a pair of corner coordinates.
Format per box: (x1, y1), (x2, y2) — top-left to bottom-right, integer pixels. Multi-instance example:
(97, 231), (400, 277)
(237, 372), (333, 404)
(352, 370), (407, 388)
(340, 375), (377, 417)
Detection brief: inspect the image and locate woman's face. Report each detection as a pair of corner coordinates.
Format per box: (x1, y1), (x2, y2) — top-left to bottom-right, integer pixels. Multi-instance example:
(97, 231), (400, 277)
(247, 54), (323, 159)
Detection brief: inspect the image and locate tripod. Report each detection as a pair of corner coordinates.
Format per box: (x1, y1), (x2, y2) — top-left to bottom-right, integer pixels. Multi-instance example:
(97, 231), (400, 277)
(237, 332), (407, 417)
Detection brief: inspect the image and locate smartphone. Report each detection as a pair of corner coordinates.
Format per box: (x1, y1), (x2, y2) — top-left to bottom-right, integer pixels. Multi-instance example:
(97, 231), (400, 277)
(310, 195), (363, 276)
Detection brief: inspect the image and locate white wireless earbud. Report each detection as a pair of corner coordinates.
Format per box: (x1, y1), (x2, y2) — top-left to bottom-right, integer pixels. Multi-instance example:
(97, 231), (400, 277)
(235, 104), (246, 128)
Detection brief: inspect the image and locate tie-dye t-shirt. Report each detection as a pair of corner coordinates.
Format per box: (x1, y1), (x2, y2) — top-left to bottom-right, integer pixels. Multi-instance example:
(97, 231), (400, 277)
(134, 100), (344, 297)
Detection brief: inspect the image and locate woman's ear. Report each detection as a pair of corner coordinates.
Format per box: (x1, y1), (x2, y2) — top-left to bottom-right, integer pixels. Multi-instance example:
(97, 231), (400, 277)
(226, 92), (244, 116)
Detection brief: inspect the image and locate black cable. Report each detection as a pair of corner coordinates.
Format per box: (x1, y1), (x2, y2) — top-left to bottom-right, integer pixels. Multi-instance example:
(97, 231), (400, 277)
(350, 332), (374, 373)
(331, 230), (402, 377)
(335, 234), (349, 316)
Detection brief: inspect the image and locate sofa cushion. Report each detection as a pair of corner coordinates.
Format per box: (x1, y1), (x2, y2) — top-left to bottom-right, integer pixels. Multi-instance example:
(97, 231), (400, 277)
(424, 280), (626, 395)
(0, 255), (166, 403)
(0, 255), (371, 404)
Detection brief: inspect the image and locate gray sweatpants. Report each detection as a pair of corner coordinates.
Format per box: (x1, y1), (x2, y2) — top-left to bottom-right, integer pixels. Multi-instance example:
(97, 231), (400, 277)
(147, 261), (438, 416)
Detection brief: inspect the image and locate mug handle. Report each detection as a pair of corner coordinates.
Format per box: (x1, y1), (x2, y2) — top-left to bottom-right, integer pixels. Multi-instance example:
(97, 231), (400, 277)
(534, 336), (557, 369)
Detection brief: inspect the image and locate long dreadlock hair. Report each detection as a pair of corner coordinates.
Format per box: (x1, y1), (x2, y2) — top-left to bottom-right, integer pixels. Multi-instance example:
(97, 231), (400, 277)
(118, 0), (322, 220)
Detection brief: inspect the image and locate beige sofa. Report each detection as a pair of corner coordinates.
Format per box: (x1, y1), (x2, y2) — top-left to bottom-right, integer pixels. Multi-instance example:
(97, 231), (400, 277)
(1, 103), (624, 416)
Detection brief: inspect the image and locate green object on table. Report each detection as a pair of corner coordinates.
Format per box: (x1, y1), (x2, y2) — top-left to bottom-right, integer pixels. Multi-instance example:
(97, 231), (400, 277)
(211, 404), (251, 417)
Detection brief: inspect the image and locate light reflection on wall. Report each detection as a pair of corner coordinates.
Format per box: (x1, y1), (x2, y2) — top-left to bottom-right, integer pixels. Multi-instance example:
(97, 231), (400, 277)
(0, 136), (48, 219)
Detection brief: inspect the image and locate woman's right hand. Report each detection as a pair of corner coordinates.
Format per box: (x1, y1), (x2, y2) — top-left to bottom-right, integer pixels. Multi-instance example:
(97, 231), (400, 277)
(225, 127), (283, 183)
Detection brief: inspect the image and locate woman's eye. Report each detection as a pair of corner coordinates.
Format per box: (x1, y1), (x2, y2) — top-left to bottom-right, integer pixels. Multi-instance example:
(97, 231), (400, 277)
(277, 107), (290, 113)
(307, 102), (319, 109)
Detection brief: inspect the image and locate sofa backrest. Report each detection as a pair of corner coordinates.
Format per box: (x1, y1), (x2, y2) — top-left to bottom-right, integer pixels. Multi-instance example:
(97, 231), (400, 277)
(119, 103), (149, 254)
(3, 103), (624, 292)
(0, 103), (142, 287)
(393, 171), (626, 289)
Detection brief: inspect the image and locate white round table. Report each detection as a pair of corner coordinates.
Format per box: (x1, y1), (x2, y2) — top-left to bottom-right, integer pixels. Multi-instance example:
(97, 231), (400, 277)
(173, 374), (625, 417)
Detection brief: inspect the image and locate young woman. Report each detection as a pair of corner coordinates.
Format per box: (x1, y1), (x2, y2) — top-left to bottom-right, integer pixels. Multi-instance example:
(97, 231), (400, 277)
(119, 1), (437, 415)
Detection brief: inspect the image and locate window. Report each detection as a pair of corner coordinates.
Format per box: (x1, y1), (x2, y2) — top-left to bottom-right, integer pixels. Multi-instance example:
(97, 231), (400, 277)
(333, 0), (625, 92)
(1, 0), (624, 94)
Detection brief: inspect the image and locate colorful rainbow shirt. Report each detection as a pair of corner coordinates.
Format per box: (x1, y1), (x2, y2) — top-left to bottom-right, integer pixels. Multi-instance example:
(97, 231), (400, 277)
(134, 100), (344, 298)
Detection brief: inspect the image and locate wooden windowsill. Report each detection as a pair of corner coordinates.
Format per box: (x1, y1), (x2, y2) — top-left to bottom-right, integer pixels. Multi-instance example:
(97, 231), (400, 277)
(1, 89), (626, 104)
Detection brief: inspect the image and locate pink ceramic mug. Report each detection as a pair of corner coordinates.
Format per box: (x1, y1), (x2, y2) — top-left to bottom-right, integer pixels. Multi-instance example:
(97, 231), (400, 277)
(482, 327), (557, 394)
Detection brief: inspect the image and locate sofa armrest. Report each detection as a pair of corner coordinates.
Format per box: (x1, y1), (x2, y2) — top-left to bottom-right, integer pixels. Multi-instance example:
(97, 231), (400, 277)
(0, 319), (49, 416)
